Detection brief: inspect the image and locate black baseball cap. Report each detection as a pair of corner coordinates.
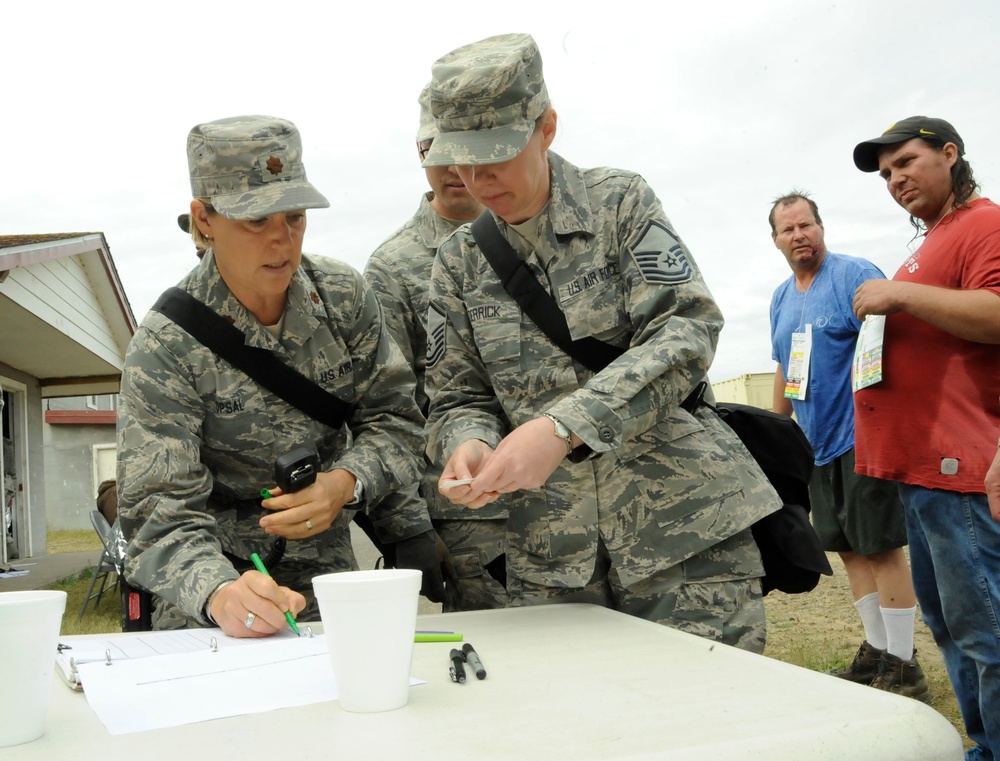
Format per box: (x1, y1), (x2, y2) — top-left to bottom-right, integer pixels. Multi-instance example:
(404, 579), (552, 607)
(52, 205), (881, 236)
(853, 116), (964, 172)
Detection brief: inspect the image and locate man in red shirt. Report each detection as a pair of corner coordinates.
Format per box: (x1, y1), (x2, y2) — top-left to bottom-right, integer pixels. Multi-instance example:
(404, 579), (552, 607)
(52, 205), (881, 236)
(853, 116), (1000, 759)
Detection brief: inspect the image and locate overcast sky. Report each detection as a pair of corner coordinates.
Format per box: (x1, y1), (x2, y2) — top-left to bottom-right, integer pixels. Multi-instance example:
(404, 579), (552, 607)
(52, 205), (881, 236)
(6, 0), (999, 381)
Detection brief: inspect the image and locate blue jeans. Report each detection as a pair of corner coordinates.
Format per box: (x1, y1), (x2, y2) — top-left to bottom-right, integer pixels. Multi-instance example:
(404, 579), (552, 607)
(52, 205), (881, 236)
(899, 484), (1000, 760)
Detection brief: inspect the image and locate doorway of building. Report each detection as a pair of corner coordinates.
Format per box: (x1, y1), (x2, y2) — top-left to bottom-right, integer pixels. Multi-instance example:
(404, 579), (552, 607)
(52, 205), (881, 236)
(94, 444), (117, 492)
(1, 382), (27, 564)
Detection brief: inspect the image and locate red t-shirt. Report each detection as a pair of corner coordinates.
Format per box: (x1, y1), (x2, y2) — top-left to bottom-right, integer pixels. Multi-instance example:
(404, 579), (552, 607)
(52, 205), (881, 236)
(854, 198), (1000, 492)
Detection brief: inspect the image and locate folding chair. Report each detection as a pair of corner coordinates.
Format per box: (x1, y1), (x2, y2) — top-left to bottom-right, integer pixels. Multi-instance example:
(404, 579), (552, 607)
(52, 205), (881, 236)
(78, 510), (121, 621)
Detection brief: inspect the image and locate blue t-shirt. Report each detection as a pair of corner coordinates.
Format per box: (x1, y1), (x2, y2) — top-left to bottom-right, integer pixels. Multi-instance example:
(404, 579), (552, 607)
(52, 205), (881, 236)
(770, 252), (886, 466)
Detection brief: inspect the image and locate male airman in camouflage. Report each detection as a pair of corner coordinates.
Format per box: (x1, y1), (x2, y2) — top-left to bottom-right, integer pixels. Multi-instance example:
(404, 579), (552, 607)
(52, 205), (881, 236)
(423, 34), (781, 651)
(364, 87), (509, 611)
(118, 115), (438, 635)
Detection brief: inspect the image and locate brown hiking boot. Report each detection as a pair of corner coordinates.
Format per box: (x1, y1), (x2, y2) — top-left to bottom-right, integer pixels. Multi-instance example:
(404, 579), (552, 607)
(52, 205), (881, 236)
(830, 640), (883, 684)
(870, 650), (931, 703)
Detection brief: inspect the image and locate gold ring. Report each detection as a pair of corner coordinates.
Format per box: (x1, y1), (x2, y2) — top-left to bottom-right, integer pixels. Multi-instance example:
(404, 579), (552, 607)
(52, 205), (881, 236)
(305, 519), (314, 531)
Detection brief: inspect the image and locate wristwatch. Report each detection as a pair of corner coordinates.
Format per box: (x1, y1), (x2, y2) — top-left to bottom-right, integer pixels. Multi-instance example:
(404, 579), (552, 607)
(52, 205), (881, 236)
(346, 476), (365, 506)
(543, 413), (574, 455)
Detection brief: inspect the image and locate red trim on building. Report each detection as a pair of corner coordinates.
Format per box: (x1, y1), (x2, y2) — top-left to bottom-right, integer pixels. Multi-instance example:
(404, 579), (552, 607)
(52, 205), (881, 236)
(45, 410), (117, 425)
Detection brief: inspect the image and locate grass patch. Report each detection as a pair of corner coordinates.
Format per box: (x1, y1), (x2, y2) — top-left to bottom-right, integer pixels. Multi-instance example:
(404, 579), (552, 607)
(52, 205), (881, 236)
(49, 567), (122, 636)
(47, 531), (121, 635)
(48, 529), (102, 554)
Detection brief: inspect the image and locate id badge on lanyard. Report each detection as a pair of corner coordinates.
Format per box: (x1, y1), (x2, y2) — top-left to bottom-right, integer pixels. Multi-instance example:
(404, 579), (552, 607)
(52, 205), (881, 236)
(852, 315), (885, 392)
(784, 324), (811, 401)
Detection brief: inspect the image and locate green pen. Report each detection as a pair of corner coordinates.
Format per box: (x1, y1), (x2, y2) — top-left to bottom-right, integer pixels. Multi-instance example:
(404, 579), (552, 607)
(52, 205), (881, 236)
(249, 551), (301, 636)
(414, 632), (463, 643)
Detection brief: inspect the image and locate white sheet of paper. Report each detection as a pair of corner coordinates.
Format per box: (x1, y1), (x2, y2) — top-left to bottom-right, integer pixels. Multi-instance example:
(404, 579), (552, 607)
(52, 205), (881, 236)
(56, 627), (297, 686)
(62, 626), (288, 663)
(75, 633), (424, 735)
(439, 478), (474, 490)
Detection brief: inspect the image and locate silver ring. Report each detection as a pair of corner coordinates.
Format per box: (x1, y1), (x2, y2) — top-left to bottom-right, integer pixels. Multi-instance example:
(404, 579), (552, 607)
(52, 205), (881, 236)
(305, 519), (314, 531)
(244, 612), (256, 629)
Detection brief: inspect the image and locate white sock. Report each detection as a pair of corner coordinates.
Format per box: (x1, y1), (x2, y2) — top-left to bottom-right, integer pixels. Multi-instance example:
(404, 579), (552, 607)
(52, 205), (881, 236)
(881, 606), (916, 661)
(855, 593), (886, 650)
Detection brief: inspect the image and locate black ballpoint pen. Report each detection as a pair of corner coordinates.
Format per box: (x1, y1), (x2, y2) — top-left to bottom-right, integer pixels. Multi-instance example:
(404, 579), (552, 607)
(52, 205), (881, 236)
(449, 648), (467, 683)
(462, 642), (487, 680)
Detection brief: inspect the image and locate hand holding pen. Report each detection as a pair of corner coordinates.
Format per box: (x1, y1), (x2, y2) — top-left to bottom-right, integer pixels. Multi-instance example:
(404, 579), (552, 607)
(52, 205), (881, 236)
(205, 571), (305, 639)
(250, 552), (301, 635)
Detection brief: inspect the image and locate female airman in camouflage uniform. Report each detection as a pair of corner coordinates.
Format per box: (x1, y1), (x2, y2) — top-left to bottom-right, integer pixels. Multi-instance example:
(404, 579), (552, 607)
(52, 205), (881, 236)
(424, 35), (781, 652)
(118, 116), (434, 637)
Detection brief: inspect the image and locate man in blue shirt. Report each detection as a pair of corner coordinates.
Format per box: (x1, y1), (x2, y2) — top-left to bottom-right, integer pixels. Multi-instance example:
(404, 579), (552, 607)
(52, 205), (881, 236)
(769, 191), (927, 701)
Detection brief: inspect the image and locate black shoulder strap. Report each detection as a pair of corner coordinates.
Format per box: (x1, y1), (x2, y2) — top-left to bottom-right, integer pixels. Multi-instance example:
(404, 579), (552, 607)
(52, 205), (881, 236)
(151, 287), (352, 430)
(471, 211), (625, 373)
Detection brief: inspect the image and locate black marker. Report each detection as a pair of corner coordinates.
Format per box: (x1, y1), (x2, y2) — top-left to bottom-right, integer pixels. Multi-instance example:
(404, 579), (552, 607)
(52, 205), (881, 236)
(449, 648), (467, 683)
(462, 642), (487, 680)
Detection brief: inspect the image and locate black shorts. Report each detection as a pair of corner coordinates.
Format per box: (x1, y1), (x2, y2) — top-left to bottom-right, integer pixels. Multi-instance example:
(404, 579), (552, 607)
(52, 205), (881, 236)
(808, 447), (907, 555)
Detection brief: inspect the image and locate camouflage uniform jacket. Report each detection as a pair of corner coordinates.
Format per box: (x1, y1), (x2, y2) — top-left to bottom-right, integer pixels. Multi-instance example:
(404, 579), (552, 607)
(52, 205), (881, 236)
(425, 152), (780, 588)
(365, 193), (508, 521)
(118, 251), (430, 625)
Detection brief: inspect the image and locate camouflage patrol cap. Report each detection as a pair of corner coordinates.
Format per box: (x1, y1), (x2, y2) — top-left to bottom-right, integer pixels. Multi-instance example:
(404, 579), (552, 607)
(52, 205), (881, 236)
(423, 33), (550, 167)
(187, 115), (330, 219)
(416, 84), (437, 143)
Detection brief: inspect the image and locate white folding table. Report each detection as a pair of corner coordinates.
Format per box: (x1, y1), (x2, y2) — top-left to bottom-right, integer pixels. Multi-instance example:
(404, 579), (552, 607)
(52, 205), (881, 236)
(9, 603), (963, 760)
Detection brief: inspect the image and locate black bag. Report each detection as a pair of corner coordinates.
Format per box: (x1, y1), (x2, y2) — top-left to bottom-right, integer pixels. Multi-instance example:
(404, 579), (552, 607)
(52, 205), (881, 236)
(710, 400), (832, 595)
(471, 211), (832, 595)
